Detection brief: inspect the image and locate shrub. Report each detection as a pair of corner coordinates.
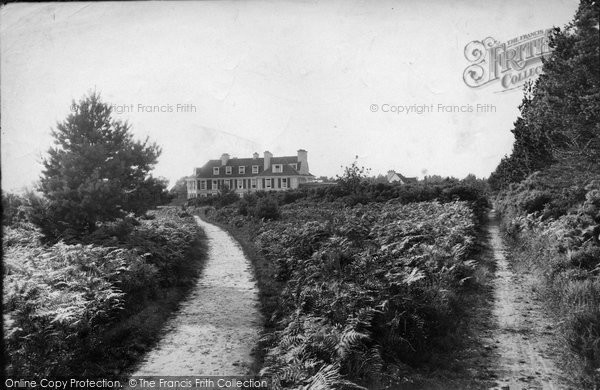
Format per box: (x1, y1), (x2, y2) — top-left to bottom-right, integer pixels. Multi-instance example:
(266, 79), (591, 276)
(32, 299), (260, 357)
(522, 190), (553, 214)
(255, 197), (280, 220)
(570, 245), (600, 270)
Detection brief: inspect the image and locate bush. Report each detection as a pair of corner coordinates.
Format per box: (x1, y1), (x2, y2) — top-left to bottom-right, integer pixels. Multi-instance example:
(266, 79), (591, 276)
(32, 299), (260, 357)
(522, 190), (553, 214)
(255, 197), (280, 220)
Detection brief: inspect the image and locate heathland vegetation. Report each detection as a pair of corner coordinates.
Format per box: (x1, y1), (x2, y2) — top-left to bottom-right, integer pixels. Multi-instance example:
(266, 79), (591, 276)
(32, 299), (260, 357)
(2, 1), (597, 386)
(489, 0), (599, 385)
(187, 1), (600, 387)
(2, 94), (207, 379)
(3, 208), (206, 378)
(193, 173), (490, 389)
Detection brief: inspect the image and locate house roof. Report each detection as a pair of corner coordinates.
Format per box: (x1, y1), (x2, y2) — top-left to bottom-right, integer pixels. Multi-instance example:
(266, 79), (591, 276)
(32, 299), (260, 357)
(387, 170), (418, 183)
(193, 155), (310, 178)
(257, 163), (301, 177)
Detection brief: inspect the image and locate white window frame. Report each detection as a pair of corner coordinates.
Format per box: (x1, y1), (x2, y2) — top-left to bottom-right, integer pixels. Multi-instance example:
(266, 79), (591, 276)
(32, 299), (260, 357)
(252, 165), (259, 174)
(239, 166), (246, 174)
(251, 179), (257, 189)
(282, 178), (288, 188)
(225, 166), (232, 175)
(265, 178), (272, 189)
(213, 167), (219, 175)
(273, 164), (283, 173)
(212, 180), (218, 189)
(238, 180), (243, 189)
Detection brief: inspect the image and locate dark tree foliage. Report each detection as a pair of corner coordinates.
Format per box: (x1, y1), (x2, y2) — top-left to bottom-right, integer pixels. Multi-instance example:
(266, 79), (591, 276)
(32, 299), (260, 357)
(170, 176), (188, 199)
(2, 190), (45, 226)
(36, 92), (167, 240)
(489, 0), (600, 190)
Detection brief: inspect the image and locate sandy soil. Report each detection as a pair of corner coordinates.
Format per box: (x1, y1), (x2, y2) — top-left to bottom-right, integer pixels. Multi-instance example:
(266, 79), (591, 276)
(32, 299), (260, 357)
(486, 210), (573, 390)
(129, 216), (263, 376)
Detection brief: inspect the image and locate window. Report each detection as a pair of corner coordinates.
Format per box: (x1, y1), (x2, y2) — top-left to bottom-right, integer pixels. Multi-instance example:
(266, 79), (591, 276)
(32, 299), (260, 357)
(239, 166), (245, 174)
(238, 180), (243, 189)
(282, 178), (288, 188)
(213, 167), (219, 175)
(251, 179), (257, 189)
(273, 164), (283, 173)
(290, 163), (298, 170)
(265, 178), (272, 189)
(226, 166), (232, 175)
(252, 165), (259, 174)
(200, 180), (206, 190)
(212, 180), (218, 189)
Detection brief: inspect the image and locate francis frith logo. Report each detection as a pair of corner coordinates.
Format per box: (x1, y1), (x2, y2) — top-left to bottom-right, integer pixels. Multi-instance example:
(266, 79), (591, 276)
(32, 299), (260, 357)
(463, 29), (554, 92)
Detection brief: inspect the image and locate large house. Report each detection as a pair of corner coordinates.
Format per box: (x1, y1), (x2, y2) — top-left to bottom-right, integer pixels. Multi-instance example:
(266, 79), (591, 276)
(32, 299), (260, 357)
(387, 170), (418, 184)
(186, 150), (314, 198)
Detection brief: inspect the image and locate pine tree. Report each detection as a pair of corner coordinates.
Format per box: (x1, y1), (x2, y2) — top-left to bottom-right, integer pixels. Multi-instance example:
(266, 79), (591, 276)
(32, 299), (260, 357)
(37, 92), (166, 239)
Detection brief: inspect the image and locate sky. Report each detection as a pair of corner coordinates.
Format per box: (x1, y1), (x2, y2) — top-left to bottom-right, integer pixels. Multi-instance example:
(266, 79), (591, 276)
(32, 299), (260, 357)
(1, 0), (580, 191)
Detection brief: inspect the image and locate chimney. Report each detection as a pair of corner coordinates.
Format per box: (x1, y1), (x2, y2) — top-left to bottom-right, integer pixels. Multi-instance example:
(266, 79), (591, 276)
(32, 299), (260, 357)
(253, 152), (259, 159)
(297, 149), (309, 174)
(220, 153), (230, 166)
(264, 151), (273, 170)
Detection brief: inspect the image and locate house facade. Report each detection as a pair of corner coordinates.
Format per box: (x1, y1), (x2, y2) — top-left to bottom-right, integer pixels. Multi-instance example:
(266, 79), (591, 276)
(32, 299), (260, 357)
(387, 170), (418, 184)
(186, 150), (314, 198)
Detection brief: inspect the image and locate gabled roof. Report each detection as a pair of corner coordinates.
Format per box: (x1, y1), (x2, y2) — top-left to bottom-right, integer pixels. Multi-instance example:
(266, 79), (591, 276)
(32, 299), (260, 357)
(387, 170), (418, 184)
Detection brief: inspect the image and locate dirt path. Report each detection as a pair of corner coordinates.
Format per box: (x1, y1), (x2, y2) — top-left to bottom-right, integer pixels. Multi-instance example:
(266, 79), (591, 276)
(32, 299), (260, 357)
(130, 216), (263, 376)
(486, 210), (572, 390)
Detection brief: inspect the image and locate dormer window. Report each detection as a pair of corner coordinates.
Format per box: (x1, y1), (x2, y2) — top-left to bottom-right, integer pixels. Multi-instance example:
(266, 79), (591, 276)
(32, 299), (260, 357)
(213, 167), (219, 175)
(226, 166), (232, 175)
(239, 166), (246, 174)
(273, 164), (283, 173)
(290, 163), (298, 170)
(252, 165), (259, 174)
